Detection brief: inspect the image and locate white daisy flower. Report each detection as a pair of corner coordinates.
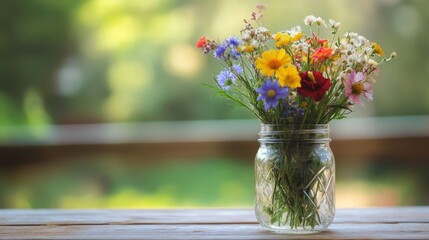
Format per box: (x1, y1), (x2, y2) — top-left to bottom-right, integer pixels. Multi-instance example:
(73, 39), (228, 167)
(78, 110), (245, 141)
(287, 26), (302, 35)
(250, 39), (260, 47)
(316, 17), (327, 27)
(256, 27), (269, 34)
(351, 38), (362, 47)
(341, 44), (356, 56)
(346, 54), (360, 65)
(304, 15), (317, 25)
(348, 32), (358, 38)
(241, 31), (251, 41)
(362, 46), (374, 55)
(328, 19), (340, 30)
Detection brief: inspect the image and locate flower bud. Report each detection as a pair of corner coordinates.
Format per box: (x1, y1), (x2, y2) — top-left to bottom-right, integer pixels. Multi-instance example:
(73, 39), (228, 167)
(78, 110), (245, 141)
(368, 59), (378, 67)
(255, 3), (266, 10)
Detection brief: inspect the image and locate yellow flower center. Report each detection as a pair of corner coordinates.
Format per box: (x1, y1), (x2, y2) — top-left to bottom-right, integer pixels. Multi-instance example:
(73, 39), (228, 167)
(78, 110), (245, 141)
(352, 82), (364, 94)
(267, 59), (282, 70)
(267, 89), (276, 98)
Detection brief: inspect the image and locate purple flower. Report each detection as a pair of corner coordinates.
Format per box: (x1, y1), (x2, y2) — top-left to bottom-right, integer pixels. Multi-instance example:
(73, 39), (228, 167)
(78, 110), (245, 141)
(232, 64), (243, 74)
(227, 36), (241, 47)
(229, 48), (240, 60)
(283, 101), (304, 123)
(214, 42), (228, 59)
(214, 38), (241, 60)
(256, 79), (288, 111)
(216, 70), (236, 90)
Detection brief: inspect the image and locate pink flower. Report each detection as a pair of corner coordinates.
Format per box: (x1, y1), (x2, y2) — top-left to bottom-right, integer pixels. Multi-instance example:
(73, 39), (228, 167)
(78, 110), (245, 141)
(345, 71), (373, 106)
(255, 3), (266, 10)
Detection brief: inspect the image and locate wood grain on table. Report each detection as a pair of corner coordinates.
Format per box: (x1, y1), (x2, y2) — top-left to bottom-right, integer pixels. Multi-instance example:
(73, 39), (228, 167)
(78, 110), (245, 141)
(0, 207), (428, 239)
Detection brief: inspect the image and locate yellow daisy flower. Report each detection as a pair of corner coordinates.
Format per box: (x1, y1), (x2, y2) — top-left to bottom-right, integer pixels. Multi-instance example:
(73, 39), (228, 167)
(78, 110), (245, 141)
(237, 44), (255, 53)
(291, 32), (303, 42)
(371, 42), (385, 57)
(278, 65), (301, 89)
(274, 32), (291, 47)
(255, 49), (291, 77)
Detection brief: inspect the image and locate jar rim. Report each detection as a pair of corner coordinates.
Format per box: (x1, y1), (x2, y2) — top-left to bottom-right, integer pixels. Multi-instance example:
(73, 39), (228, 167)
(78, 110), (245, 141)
(260, 124), (329, 127)
(259, 124), (331, 143)
(260, 124), (330, 132)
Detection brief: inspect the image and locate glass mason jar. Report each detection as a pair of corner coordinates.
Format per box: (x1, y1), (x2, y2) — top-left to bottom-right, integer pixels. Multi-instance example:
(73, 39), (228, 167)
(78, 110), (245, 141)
(254, 124), (335, 233)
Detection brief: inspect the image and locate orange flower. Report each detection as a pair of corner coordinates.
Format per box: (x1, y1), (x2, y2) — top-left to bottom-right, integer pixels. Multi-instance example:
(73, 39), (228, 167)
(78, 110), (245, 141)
(318, 39), (328, 46)
(371, 42), (385, 57)
(312, 47), (333, 63)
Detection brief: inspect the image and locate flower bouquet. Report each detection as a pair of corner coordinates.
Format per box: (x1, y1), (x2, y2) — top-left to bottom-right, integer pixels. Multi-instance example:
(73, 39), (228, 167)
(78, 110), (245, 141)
(197, 4), (395, 233)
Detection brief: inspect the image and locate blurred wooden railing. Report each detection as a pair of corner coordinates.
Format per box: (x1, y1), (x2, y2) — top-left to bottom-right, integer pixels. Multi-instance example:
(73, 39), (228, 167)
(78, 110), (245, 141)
(1, 116), (429, 167)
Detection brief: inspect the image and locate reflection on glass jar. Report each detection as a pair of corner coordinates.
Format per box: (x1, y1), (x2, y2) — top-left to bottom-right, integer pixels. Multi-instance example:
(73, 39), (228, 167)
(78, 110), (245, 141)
(255, 124), (335, 233)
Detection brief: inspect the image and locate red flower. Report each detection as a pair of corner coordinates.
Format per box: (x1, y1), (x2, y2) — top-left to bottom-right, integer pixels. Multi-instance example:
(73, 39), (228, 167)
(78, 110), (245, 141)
(307, 34), (328, 47)
(196, 36), (207, 48)
(318, 39), (328, 45)
(297, 71), (331, 102)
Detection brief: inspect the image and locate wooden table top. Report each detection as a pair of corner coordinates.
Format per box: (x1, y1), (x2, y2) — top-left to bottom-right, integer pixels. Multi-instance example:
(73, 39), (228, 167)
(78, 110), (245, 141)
(0, 207), (428, 239)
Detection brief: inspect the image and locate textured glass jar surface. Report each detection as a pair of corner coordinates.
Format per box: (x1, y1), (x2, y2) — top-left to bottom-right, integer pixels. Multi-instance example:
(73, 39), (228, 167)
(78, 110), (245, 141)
(254, 124), (335, 233)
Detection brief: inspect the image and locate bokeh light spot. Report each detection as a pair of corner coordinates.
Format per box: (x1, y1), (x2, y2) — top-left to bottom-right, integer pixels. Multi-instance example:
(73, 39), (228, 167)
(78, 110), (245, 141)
(165, 44), (204, 79)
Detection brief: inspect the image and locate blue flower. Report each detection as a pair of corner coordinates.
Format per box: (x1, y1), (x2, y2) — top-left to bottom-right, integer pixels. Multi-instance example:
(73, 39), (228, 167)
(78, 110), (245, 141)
(214, 38), (242, 60)
(226, 36), (241, 47)
(283, 101), (304, 123)
(256, 80), (288, 111)
(216, 70), (236, 90)
(229, 48), (240, 60)
(214, 42), (228, 59)
(232, 64), (243, 74)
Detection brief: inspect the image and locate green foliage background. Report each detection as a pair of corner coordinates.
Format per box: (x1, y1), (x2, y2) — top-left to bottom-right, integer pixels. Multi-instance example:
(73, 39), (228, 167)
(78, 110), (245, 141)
(0, 0), (428, 208)
(0, 0), (428, 127)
